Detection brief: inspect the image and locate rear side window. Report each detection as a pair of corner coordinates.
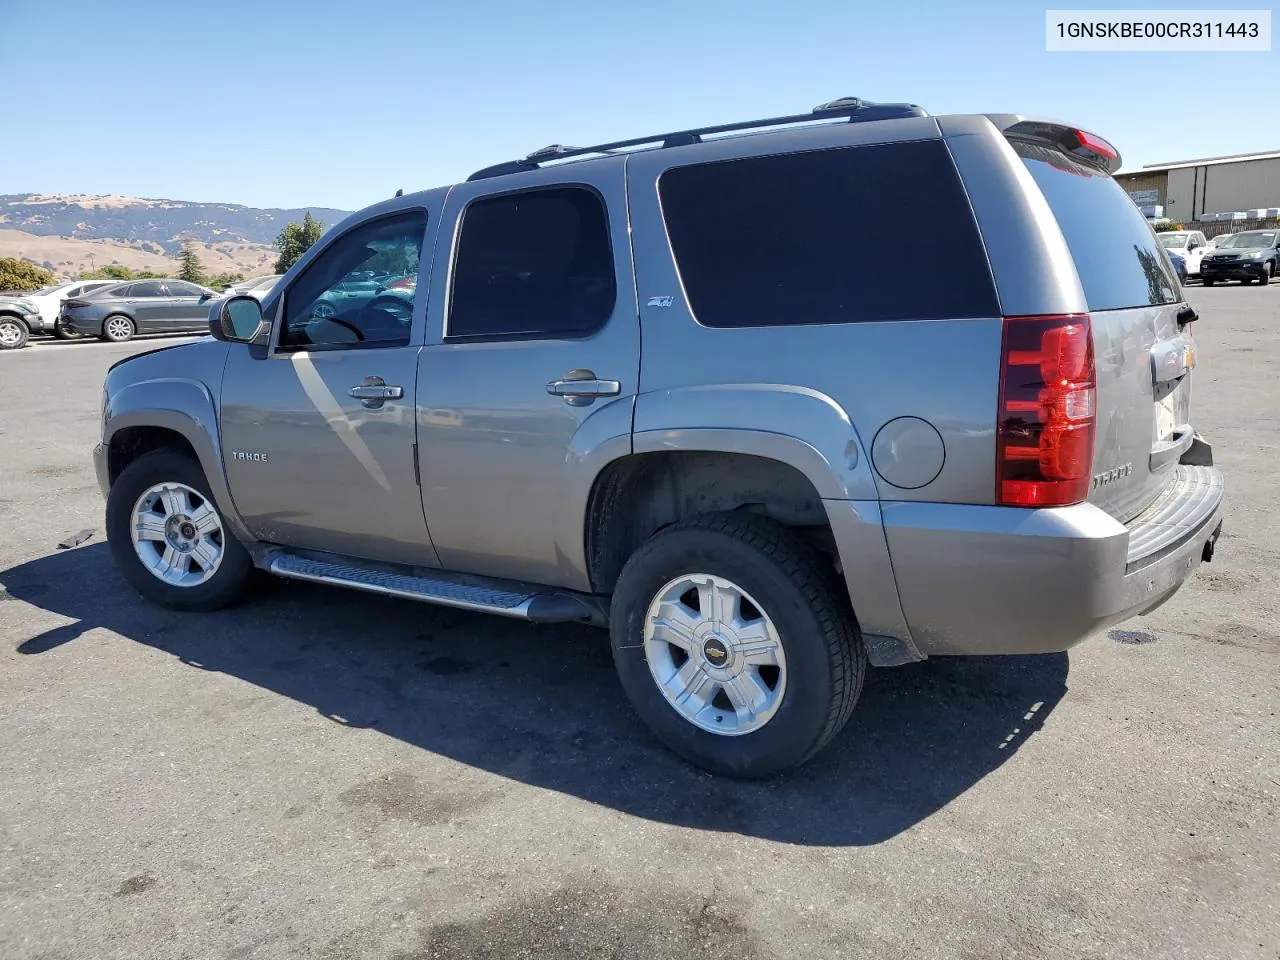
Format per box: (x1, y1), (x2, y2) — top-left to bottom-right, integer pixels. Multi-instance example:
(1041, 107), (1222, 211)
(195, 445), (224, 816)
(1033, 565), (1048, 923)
(658, 140), (999, 327)
(1014, 140), (1179, 311)
(448, 187), (616, 339)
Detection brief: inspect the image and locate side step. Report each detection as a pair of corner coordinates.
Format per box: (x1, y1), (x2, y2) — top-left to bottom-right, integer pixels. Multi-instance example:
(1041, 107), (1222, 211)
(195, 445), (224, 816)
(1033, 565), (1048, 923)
(268, 554), (603, 625)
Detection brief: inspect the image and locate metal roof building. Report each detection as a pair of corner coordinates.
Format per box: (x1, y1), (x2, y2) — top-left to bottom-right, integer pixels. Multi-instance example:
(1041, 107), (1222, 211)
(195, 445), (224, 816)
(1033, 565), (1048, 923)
(1114, 150), (1280, 223)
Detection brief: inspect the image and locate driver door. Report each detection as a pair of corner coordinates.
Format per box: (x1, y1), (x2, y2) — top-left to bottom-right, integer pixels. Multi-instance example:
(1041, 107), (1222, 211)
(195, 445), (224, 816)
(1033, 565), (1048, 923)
(218, 207), (439, 566)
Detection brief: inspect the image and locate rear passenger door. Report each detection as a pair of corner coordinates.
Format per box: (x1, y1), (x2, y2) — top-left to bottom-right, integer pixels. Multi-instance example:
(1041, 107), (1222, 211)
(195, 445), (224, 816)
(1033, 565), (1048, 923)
(416, 162), (639, 590)
(163, 280), (213, 330)
(124, 281), (169, 331)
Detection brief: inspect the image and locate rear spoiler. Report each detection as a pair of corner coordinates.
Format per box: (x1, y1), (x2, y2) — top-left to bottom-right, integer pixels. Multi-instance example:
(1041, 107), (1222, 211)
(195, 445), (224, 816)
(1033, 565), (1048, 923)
(983, 115), (1122, 174)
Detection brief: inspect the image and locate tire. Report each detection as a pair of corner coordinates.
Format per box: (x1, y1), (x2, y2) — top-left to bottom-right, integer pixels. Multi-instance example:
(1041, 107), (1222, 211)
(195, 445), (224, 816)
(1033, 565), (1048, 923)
(1242, 276), (1255, 285)
(0, 315), (30, 350)
(101, 314), (136, 342)
(609, 512), (865, 778)
(1202, 278), (1215, 287)
(106, 450), (255, 611)
(1259, 262), (1273, 286)
(53, 323), (81, 340)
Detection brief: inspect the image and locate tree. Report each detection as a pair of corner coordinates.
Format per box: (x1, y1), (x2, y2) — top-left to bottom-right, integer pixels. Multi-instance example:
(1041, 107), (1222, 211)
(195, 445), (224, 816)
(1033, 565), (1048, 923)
(274, 212), (324, 274)
(0, 258), (55, 292)
(78, 264), (135, 281)
(178, 243), (205, 284)
(205, 272), (246, 290)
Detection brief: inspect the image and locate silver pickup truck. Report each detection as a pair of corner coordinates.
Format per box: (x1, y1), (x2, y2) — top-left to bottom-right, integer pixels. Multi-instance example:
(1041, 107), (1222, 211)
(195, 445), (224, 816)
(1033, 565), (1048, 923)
(94, 99), (1225, 777)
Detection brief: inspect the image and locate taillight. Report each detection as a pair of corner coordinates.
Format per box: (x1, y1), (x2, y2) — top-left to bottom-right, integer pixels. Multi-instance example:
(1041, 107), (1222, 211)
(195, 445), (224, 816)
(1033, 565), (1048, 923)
(385, 277), (416, 290)
(63, 299), (89, 309)
(996, 314), (1096, 507)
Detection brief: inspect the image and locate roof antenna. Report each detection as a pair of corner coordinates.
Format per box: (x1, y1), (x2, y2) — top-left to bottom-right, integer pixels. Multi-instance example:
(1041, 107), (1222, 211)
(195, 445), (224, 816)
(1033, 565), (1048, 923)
(394, 188), (403, 197)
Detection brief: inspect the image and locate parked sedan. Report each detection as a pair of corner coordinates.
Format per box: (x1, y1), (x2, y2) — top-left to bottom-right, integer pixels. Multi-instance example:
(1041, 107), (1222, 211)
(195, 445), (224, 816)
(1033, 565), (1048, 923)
(222, 274), (282, 300)
(1166, 249), (1188, 284)
(60, 279), (221, 342)
(1200, 230), (1280, 286)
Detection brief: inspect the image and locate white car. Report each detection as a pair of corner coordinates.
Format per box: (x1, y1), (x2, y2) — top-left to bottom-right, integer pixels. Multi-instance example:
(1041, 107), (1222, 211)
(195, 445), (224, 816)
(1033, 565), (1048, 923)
(222, 275), (281, 300)
(1205, 232), (1235, 252)
(20, 279), (121, 337)
(1158, 231), (1209, 279)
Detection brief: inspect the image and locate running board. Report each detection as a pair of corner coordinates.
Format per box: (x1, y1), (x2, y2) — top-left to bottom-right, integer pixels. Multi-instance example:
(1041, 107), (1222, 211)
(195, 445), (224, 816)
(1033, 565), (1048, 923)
(268, 554), (603, 624)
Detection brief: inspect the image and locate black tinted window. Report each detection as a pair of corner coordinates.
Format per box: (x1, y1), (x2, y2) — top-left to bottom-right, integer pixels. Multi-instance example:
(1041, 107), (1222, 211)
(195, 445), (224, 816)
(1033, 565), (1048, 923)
(448, 187), (615, 339)
(658, 140), (998, 327)
(280, 211), (426, 350)
(1015, 141), (1178, 311)
(166, 280), (205, 296)
(130, 281), (166, 297)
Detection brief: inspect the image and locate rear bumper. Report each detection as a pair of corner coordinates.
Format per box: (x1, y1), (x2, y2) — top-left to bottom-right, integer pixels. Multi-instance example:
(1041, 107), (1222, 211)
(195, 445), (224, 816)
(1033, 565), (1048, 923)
(61, 314), (104, 335)
(881, 463), (1225, 656)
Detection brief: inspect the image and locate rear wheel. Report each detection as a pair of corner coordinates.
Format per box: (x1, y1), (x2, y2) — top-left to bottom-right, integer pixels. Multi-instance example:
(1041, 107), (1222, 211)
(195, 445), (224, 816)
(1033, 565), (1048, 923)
(106, 450), (255, 611)
(0, 316), (29, 350)
(102, 314), (136, 342)
(610, 513), (865, 778)
(53, 323), (81, 340)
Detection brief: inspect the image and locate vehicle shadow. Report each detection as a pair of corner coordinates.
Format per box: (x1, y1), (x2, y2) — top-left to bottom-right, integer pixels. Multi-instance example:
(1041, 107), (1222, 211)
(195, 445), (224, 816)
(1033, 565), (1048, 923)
(4, 543), (1069, 847)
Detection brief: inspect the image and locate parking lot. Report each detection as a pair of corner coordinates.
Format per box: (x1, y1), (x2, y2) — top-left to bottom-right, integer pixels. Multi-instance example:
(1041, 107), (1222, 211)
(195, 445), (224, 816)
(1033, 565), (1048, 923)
(0, 287), (1276, 959)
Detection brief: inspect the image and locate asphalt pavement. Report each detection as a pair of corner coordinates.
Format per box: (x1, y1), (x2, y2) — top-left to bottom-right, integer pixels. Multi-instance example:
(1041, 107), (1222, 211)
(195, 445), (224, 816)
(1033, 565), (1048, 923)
(0, 292), (1276, 960)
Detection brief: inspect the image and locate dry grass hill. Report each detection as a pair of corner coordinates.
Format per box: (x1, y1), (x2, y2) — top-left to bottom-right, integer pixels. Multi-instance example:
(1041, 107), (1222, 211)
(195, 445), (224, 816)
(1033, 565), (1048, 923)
(0, 193), (349, 280)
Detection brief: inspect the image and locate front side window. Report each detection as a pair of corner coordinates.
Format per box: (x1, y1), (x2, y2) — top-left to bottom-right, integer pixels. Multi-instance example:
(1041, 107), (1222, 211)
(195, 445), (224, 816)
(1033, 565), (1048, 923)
(279, 211), (426, 349)
(447, 187), (616, 339)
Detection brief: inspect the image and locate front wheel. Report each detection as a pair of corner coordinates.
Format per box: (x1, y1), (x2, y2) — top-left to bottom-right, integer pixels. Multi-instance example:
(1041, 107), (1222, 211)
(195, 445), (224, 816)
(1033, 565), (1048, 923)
(102, 314), (136, 342)
(106, 450), (255, 611)
(0, 316), (30, 350)
(1259, 262), (1273, 286)
(610, 513), (865, 778)
(1202, 277), (1215, 287)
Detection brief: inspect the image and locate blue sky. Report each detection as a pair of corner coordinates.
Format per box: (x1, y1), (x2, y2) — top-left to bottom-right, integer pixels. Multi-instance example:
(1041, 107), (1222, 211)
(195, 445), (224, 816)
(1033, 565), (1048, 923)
(4, 0), (1276, 211)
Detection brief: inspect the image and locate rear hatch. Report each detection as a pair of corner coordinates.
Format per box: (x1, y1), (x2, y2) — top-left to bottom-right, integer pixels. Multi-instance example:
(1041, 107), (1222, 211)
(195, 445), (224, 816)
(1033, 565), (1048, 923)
(1010, 135), (1192, 523)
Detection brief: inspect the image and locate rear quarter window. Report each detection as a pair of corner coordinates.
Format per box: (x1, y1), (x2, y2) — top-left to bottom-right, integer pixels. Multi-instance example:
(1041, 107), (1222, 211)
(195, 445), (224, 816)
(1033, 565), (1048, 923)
(1014, 140), (1179, 311)
(658, 139), (999, 327)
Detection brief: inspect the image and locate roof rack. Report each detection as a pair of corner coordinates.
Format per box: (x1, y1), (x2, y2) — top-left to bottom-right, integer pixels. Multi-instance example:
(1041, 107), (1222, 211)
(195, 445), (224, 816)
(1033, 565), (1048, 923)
(466, 97), (929, 181)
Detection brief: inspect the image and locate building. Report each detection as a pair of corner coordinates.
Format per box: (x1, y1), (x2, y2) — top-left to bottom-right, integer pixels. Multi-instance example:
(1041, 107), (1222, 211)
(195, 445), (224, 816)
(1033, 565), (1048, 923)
(1114, 150), (1280, 224)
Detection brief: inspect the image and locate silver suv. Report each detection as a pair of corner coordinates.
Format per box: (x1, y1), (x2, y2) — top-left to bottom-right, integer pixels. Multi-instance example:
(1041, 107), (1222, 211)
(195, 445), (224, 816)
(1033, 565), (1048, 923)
(95, 99), (1225, 777)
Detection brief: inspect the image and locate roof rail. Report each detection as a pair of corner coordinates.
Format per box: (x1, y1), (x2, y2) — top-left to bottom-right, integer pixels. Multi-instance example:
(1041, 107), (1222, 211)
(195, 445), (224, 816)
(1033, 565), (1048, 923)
(466, 97), (930, 181)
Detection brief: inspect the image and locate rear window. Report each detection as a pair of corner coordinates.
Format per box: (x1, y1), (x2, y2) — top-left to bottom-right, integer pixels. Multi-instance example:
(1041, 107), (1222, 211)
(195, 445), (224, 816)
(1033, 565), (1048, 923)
(1014, 141), (1179, 311)
(658, 140), (999, 327)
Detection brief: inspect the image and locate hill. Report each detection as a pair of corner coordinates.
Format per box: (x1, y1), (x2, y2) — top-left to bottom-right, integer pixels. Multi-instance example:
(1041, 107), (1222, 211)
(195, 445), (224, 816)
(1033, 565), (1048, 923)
(0, 194), (350, 249)
(0, 193), (351, 281)
(0, 229), (278, 281)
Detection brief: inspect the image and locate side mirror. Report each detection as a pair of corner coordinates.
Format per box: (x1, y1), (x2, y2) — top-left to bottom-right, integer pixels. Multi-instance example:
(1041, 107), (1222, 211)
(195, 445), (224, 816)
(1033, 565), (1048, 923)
(199, 291), (216, 301)
(211, 295), (265, 343)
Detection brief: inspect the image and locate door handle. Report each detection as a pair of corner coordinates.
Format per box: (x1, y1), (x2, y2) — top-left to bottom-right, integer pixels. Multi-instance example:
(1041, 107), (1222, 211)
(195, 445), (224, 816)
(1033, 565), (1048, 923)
(349, 377), (403, 409)
(546, 378), (621, 397)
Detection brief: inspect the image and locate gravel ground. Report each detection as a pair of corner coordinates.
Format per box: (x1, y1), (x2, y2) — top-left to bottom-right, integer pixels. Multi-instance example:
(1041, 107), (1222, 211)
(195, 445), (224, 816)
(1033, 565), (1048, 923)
(0, 293), (1276, 960)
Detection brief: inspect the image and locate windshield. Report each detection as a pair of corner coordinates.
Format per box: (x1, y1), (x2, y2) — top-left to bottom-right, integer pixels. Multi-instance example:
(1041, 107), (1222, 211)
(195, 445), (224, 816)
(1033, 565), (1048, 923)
(1159, 234), (1188, 249)
(1221, 231), (1276, 249)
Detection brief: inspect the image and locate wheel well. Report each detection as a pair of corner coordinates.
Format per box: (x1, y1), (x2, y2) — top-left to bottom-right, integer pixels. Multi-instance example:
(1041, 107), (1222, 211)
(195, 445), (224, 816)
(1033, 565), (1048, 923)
(585, 451), (835, 593)
(108, 427), (198, 487)
(0, 311), (31, 329)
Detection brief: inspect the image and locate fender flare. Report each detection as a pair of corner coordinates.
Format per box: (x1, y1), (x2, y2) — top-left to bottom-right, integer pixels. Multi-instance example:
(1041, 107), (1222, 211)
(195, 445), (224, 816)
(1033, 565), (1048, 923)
(103, 378), (253, 545)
